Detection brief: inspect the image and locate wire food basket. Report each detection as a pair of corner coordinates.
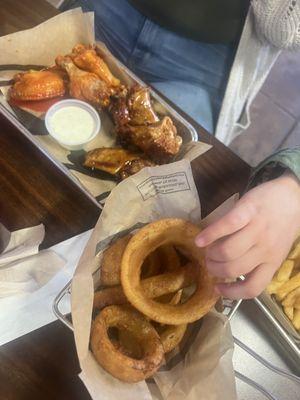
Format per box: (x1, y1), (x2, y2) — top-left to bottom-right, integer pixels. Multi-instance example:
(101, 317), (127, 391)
(53, 281), (242, 331)
(53, 284), (300, 399)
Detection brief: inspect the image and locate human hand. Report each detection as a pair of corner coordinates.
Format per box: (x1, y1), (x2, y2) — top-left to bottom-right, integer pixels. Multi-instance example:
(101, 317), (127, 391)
(195, 173), (300, 299)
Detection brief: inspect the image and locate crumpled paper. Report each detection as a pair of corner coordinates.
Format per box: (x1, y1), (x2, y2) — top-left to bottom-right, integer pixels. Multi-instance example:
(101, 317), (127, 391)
(0, 229), (92, 346)
(0, 223), (65, 298)
(71, 159), (238, 400)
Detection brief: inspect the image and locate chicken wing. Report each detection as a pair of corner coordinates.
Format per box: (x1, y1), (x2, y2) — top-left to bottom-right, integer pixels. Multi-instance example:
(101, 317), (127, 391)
(127, 86), (160, 125)
(71, 44), (120, 88)
(10, 68), (66, 101)
(109, 85), (159, 127)
(56, 55), (112, 108)
(83, 147), (155, 179)
(118, 116), (182, 163)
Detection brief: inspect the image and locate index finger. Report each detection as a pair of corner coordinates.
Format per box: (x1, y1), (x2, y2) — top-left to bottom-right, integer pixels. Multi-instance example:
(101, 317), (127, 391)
(195, 200), (255, 247)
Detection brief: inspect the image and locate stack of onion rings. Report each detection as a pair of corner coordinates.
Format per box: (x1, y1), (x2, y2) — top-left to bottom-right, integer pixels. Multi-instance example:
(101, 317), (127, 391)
(90, 218), (219, 382)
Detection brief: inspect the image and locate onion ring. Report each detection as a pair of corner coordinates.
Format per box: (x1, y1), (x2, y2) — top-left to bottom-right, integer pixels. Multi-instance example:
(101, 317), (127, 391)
(154, 289), (187, 353)
(121, 218), (219, 325)
(100, 234), (132, 287)
(157, 244), (181, 272)
(140, 249), (162, 279)
(90, 305), (164, 382)
(142, 245), (181, 278)
(100, 236), (180, 285)
(118, 291), (185, 355)
(157, 323), (187, 353)
(93, 263), (196, 311)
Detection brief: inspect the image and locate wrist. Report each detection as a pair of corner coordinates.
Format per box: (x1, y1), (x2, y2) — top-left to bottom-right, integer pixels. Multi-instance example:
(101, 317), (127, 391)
(278, 171), (300, 223)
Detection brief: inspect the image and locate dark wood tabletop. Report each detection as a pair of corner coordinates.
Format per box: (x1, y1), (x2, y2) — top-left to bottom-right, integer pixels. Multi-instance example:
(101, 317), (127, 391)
(0, 1), (251, 399)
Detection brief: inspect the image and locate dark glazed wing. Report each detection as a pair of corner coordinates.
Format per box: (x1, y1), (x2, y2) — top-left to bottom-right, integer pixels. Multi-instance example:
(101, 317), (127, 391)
(83, 147), (155, 178)
(117, 117), (182, 163)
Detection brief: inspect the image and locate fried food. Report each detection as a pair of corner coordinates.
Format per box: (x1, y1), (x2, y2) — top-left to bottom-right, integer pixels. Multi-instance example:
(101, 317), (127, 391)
(126, 86), (160, 126)
(90, 305), (164, 382)
(141, 245), (181, 279)
(276, 272), (300, 301)
(293, 309), (300, 330)
(156, 323), (187, 354)
(121, 219), (219, 325)
(282, 287), (300, 307)
(109, 85), (182, 163)
(117, 328), (143, 359)
(118, 116), (182, 163)
(267, 235), (300, 332)
(119, 158), (155, 180)
(56, 55), (112, 107)
(10, 69), (66, 101)
(91, 218), (220, 382)
(284, 305), (294, 321)
(128, 86), (159, 125)
(153, 289), (187, 354)
(93, 263), (196, 311)
(10, 44), (183, 175)
(140, 249), (162, 279)
(84, 148), (155, 179)
(276, 260), (294, 282)
(99, 236), (180, 287)
(289, 240), (300, 260)
(118, 291), (185, 356)
(294, 297), (300, 310)
(71, 44), (120, 87)
(100, 234), (132, 287)
(109, 86), (159, 127)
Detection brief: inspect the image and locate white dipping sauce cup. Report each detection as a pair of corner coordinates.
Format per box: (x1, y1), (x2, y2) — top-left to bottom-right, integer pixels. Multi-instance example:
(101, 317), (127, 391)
(45, 99), (101, 150)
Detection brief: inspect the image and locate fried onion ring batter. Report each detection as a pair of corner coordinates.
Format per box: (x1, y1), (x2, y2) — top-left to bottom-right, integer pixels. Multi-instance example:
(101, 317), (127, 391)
(121, 219), (219, 325)
(100, 234), (132, 287)
(93, 263), (196, 311)
(90, 305), (164, 382)
(157, 323), (187, 353)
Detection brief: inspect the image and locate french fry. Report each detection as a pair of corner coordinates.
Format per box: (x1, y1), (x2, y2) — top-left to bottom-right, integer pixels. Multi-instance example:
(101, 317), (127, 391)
(266, 279), (284, 295)
(275, 272), (300, 301)
(292, 309), (300, 331)
(288, 241), (300, 260)
(283, 305), (294, 321)
(282, 287), (300, 307)
(276, 259), (295, 282)
(294, 296), (300, 310)
(268, 234), (300, 333)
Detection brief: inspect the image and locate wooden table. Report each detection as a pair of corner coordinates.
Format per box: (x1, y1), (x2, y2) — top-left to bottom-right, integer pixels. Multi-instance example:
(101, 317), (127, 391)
(0, 1), (251, 398)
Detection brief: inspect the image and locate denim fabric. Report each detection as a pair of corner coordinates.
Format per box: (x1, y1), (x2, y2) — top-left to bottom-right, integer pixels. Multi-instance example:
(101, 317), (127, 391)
(62, 0), (236, 133)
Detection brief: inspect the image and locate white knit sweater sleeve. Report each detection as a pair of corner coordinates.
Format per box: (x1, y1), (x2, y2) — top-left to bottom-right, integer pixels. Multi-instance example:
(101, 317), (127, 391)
(252, 0), (300, 49)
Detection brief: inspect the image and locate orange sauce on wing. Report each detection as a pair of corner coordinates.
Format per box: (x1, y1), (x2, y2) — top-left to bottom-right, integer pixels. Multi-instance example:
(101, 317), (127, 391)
(9, 96), (67, 113)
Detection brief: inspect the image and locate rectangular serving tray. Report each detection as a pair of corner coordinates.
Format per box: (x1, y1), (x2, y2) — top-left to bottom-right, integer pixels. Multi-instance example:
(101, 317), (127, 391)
(0, 45), (198, 207)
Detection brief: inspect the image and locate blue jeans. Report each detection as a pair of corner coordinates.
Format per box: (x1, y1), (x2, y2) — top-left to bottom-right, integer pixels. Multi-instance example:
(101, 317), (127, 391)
(62, 0), (236, 133)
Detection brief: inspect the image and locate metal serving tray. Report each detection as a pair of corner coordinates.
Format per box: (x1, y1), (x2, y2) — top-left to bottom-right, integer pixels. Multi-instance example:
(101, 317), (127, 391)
(53, 280), (242, 332)
(0, 44), (198, 207)
(255, 294), (300, 362)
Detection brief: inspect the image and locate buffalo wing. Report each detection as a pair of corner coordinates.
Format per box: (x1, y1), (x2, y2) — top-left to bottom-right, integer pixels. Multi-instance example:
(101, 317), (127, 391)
(56, 55), (112, 108)
(84, 147), (155, 179)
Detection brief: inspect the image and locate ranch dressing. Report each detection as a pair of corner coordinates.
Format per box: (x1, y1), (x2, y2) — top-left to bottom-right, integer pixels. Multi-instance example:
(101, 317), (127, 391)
(50, 106), (95, 144)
